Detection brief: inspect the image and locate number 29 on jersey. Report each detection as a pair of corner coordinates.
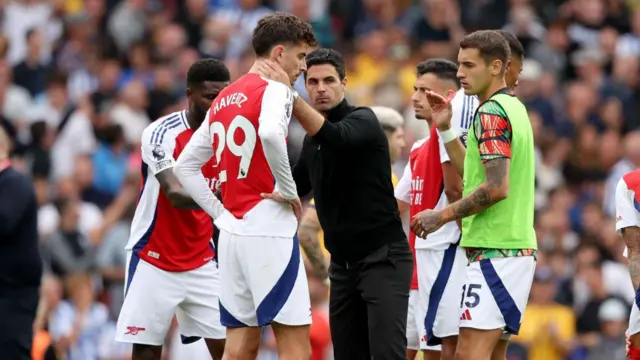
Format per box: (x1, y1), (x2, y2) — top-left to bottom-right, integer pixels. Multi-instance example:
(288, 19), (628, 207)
(210, 115), (257, 183)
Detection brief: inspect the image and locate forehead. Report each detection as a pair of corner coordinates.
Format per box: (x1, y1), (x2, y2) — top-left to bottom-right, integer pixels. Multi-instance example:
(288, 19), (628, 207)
(286, 42), (310, 54)
(509, 55), (523, 70)
(198, 81), (229, 93)
(415, 73), (456, 92)
(458, 47), (483, 63)
(306, 64), (339, 79)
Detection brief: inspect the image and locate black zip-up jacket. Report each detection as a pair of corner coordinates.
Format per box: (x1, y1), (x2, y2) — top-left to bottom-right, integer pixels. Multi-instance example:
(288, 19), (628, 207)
(0, 166), (42, 292)
(293, 99), (406, 263)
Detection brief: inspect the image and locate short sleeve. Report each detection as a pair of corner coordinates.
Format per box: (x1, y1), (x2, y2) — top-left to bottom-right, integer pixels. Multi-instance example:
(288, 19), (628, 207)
(140, 124), (178, 175)
(395, 162), (412, 204)
(615, 178), (640, 233)
(475, 100), (513, 164)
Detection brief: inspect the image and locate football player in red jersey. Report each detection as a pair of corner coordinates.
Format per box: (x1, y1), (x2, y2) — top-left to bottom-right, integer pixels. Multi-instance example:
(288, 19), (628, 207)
(175, 13), (320, 360)
(116, 59), (230, 360)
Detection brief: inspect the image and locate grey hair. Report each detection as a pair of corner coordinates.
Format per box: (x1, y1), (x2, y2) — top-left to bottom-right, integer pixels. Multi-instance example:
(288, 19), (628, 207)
(370, 106), (404, 132)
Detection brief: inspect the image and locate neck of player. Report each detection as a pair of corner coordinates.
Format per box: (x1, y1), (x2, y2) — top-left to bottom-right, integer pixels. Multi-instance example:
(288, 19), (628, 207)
(478, 78), (508, 103)
(186, 110), (201, 130)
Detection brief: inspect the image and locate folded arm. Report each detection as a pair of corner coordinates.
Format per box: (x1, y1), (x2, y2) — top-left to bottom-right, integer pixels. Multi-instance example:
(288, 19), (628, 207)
(174, 117), (225, 219)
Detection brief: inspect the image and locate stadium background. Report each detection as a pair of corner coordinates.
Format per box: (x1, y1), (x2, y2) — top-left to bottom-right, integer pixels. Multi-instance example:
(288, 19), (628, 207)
(2, 0), (639, 359)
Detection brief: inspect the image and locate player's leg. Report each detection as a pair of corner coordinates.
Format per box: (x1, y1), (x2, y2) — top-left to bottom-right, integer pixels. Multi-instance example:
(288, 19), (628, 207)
(490, 338), (509, 360)
(216, 230), (262, 360)
(406, 290), (420, 360)
(116, 251), (184, 360)
(456, 256), (536, 360)
(421, 245), (467, 360)
(329, 260), (371, 360)
(176, 260), (226, 360)
(628, 294), (640, 359)
(359, 241), (413, 359)
(242, 235), (312, 360)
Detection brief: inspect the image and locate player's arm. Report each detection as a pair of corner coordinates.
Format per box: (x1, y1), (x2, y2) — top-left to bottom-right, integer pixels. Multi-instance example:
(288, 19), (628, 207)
(439, 135), (463, 228)
(395, 161), (412, 215)
(292, 148), (312, 197)
(298, 203), (327, 278)
(174, 115), (225, 219)
(258, 81), (298, 200)
(292, 97), (379, 148)
(439, 133), (466, 176)
(615, 178), (640, 291)
(140, 126), (201, 209)
(440, 102), (511, 222)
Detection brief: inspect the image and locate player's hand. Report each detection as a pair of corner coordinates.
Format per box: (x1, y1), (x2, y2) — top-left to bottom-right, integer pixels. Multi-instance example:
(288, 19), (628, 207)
(254, 59), (291, 87)
(261, 191), (302, 222)
(410, 209), (445, 238)
(425, 90), (454, 131)
(627, 329), (631, 357)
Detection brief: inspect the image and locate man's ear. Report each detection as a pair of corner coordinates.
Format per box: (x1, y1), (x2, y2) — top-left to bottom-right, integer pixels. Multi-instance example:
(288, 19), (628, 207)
(270, 45), (285, 62)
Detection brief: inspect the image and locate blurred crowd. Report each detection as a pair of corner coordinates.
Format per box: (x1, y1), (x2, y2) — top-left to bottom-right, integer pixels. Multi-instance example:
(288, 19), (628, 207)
(1, 0), (639, 359)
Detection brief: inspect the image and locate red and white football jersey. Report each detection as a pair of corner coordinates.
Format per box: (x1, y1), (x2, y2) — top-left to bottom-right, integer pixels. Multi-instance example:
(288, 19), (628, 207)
(175, 73), (298, 238)
(126, 110), (218, 272)
(616, 169), (640, 257)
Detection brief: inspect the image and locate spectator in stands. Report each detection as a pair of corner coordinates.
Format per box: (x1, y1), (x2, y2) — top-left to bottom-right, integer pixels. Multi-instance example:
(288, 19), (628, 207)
(512, 267), (576, 360)
(49, 272), (113, 360)
(42, 197), (100, 277)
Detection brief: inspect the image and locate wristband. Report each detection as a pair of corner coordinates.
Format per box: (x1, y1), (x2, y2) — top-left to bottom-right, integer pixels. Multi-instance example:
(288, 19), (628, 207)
(438, 128), (458, 144)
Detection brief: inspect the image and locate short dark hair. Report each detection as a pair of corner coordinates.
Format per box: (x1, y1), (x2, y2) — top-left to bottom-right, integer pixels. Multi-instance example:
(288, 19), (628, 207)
(495, 30), (525, 59)
(252, 12), (317, 57)
(305, 48), (346, 80)
(186, 58), (230, 87)
(416, 59), (460, 87)
(459, 30), (510, 72)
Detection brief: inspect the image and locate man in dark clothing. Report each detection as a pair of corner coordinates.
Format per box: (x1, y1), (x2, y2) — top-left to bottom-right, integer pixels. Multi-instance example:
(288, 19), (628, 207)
(259, 48), (413, 360)
(0, 127), (42, 360)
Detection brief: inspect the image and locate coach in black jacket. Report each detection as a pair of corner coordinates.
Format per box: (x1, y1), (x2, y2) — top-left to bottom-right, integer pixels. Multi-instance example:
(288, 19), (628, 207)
(0, 127), (42, 360)
(260, 48), (412, 360)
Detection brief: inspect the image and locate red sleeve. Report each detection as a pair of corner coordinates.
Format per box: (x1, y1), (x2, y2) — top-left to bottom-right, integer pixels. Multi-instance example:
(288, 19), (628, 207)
(475, 110), (512, 164)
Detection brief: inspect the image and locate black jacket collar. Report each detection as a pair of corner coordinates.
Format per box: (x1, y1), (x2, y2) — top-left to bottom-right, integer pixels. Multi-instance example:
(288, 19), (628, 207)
(326, 98), (353, 123)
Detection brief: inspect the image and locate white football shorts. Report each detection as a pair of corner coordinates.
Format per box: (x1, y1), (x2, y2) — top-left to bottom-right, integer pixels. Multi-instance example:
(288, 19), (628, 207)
(217, 229), (311, 327)
(459, 256), (536, 336)
(417, 244), (467, 346)
(407, 289), (440, 351)
(116, 251), (225, 345)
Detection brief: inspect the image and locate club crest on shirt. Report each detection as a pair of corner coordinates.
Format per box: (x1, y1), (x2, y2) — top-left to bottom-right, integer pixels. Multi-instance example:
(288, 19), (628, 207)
(152, 145), (166, 160)
(459, 132), (468, 147)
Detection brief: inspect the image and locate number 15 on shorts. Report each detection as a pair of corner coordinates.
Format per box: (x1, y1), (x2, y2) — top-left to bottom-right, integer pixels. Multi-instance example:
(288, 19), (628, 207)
(460, 284), (481, 309)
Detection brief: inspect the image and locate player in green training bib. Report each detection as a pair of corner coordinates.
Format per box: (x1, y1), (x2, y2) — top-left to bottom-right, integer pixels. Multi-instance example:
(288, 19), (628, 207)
(411, 30), (537, 360)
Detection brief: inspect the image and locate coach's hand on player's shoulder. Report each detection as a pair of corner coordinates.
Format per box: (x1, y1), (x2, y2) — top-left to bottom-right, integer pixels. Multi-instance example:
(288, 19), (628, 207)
(261, 191), (303, 222)
(425, 90), (454, 131)
(410, 209), (445, 238)
(255, 59), (290, 87)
